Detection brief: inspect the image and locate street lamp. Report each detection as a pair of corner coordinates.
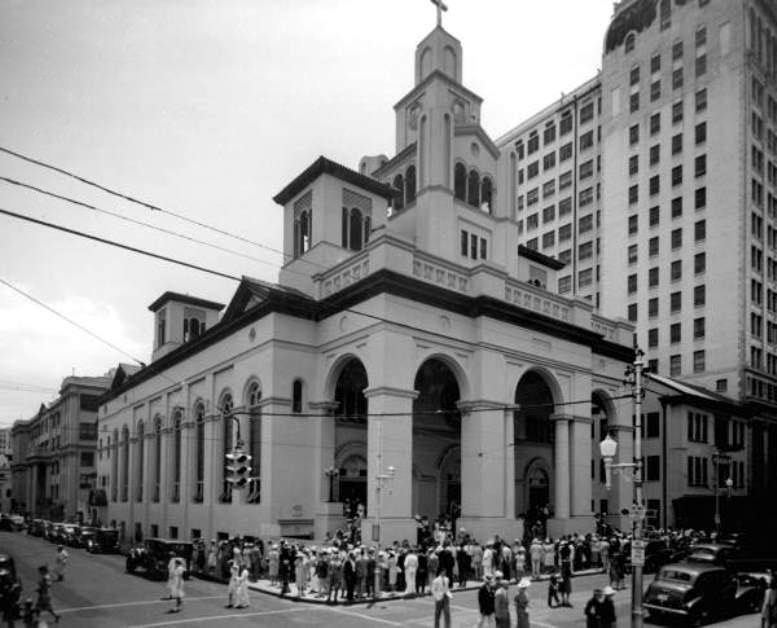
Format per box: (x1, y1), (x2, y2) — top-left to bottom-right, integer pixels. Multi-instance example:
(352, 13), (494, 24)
(374, 464), (396, 598)
(599, 347), (646, 628)
(324, 466), (339, 503)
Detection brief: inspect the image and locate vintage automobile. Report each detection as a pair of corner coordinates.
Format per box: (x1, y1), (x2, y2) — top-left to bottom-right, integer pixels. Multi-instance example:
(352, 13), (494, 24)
(126, 538), (193, 580)
(644, 563), (737, 624)
(0, 555), (17, 582)
(683, 543), (737, 566)
(624, 539), (675, 574)
(26, 519), (45, 537)
(60, 524), (80, 547)
(86, 528), (120, 554)
(76, 526), (98, 549)
(734, 571), (770, 614)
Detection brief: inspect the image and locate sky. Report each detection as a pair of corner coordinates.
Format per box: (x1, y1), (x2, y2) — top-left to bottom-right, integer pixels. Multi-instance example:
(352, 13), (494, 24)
(0, 0), (615, 424)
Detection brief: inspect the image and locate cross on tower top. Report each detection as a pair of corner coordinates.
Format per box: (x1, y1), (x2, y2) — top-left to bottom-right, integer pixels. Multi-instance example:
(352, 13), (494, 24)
(430, 0), (448, 28)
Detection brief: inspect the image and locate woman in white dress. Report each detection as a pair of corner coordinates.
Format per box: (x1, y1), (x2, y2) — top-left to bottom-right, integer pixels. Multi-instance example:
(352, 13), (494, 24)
(226, 560), (240, 608)
(169, 558), (185, 613)
(235, 563), (251, 608)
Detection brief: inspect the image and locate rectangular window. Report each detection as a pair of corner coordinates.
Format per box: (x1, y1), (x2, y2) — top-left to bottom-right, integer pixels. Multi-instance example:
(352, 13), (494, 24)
(651, 53), (661, 73)
(647, 455), (660, 481)
(542, 205), (555, 223)
(559, 249), (571, 264)
(651, 80), (661, 102)
(527, 188), (539, 205)
(673, 68), (683, 90)
(695, 187), (706, 209)
(628, 215), (638, 234)
(695, 122), (707, 145)
(648, 328), (659, 347)
(560, 112), (573, 136)
(670, 354), (681, 377)
(628, 243), (638, 264)
(543, 152), (556, 171)
(629, 155), (639, 175)
(470, 233), (478, 260)
(542, 231), (554, 249)
(671, 196), (682, 218)
(696, 25), (707, 48)
(695, 53), (707, 77)
(649, 175), (660, 196)
(558, 223), (572, 241)
(560, 142), (573, 162)
(694, 252), (706, 274)
(650, 144), (660, 166)
(648, 296), (658, 317)
(671, 227), (682, 249)
(579, 188), (594, 208)
(670, 322), (681, 343)
(559, 197), (572, 216)
(629, 124), (640, 145)
(649, 266), (659, 287)
(629, 185), (639, 205)
(695, 154), (707, 177)
(578, 268), (593, 287)
(628, 303), (638, 321)
(579, 214), (593, 233)
(696, 88), (707, 112)
(672, 100), (683, 123)
(673, 40), (683, 61)
(695, 219), (706, 241)
(580, 102), (594, 124)
(559, 171), (572, 190)
(628, 274), (637, 294)
(672, 133), (683, 155)
(672, 165), (683, 186)
(630, 66), (640, 86)
(649, 236), (659, 256)
(528, 133), (539, 154)
(649, 205), (660, 226)
(670, 290), (681, 312)
(544, 124), (556, 145)
(558, 275), (572, 294)
(460, 230), (468, 256)
(579, 241), (593, 259)
(694, 317), (705, 339)
(650, 112), (661, 135)
(630, 92), (640, 113)
(527, 161), (539, 179)
(694, 284), (706, 306)
(480, 237), (487, 260)
(693, 350), (706, 373)
(671, 259), (682, 280)
(543, 180), (556, 198)
(580, 131), (594, 151)
(579, 159), (594, 180)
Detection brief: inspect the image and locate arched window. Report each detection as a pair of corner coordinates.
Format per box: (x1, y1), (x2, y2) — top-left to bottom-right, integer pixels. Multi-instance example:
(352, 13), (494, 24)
(152, 415), (161, 502)
(467, 169), (481, 207)
(292, 379), (304, 413)
(220, 392), (234, 503)
(481, 177), (493, 213)
(349, 208), (363, 251)
(625, 32), (635, 53)
(454, 163), (467, 201)
(363, 215), (371, 245)
(193, 403), (205, 503)
(135, 421), (144, 502)
(299, 211), (311, 254)
(121, 426), (129, 502)
(405, 165), (417, 204)
(172, 410), (182, 503)
(246, 381), (262, 504)
(341, 207), (349, 248)
(111, 428), (119, 502)
(184, 317), (205, 342)
(393, 174), (405, 211)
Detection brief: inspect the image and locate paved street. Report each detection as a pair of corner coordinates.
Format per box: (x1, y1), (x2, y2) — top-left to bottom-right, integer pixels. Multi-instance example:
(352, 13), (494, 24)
(0, 531), (760, 627)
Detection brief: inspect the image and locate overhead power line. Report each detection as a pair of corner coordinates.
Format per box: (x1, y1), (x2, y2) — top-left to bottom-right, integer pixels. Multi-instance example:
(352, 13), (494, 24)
(0, 277), (146, 366)
(0, 207), (241, 282)
(0, 177), (283, 269)
(0, 144), (298, 264)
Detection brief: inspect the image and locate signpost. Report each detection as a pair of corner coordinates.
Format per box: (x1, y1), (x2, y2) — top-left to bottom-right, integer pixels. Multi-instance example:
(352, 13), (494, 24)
(631, 539), (646, 568)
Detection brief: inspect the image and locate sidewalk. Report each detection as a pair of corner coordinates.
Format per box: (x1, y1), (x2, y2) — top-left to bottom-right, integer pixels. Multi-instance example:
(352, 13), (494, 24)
(243, 567), (606, 605)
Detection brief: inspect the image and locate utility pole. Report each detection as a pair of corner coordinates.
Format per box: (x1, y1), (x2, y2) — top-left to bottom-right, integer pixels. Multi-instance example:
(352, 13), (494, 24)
(631, 348), (645, 628)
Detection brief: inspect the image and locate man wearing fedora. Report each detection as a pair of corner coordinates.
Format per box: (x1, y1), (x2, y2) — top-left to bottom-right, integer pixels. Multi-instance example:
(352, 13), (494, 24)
(493, 571), (510, 627)
(515, 577), (531, 628)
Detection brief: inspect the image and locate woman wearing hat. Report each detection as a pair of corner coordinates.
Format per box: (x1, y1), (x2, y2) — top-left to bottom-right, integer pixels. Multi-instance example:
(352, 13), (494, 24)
(514, 577), (531, 628)
(169, 557), (185, 613)
(493, 572), (510, 627)
(601, 586), (616, 628)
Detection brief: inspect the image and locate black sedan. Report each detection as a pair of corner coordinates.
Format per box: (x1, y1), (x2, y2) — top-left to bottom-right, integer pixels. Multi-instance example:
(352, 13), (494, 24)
(126, 538), (192, 580)
(643, 563), (737, 625)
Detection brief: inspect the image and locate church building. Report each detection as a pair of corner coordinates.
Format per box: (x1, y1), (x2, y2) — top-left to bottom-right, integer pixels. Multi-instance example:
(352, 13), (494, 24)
(96, 15), (635, 545)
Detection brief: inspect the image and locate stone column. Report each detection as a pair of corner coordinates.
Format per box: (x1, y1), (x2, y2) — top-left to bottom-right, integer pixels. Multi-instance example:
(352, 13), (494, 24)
(310, 401), (342, 539)
(362, 387), (417, 545)
(504, 408), (516, 519)
(570, 416), (593, 518)
(552, 415), (570, 520)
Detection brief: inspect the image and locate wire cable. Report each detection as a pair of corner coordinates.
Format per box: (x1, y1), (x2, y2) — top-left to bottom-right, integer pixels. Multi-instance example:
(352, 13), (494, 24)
(0, 207), (241, 282)
(0, 145), (300, 263)
(0, 277), (147, 366)
(0, 177), (283, 269)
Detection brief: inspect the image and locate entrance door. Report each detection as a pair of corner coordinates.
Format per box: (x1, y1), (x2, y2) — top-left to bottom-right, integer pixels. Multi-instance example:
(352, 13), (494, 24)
(527, 466), (549, 512)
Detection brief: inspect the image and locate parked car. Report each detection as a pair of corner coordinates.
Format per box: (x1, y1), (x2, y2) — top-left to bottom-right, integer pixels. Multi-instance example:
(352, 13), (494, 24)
(60, 524), (80, 547)
(734, 571), (770, 614)
(683, 543), (737, 566)
(625, 539), (675, 574)
(86, 528), (120, 554)
(643, 563), (737, 625)
(27, 519), (45, 537)
(126, 539), (193, 580)
(0, 554), (17, 582)
(76, 526), (98, 549)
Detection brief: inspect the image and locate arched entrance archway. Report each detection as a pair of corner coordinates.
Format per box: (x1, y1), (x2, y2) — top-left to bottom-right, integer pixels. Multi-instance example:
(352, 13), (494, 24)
(333, 358), (368, 514)
(413, 358), (461, 524)
(514, 370), (556, 521)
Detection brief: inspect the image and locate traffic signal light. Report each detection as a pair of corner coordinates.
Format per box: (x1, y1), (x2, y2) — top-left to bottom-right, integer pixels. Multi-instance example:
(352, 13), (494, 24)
(226, 448), (252, 489)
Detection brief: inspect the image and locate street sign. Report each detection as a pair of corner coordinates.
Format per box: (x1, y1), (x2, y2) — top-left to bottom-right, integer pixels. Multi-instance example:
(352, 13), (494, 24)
(629, 504), (647, 520)
(631, 539), (646, 567)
